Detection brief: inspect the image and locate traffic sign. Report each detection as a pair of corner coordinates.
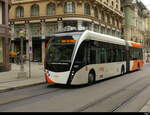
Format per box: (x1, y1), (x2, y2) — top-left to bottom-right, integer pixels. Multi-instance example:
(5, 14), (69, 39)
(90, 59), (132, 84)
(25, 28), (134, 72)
(28, 37), (32, 54)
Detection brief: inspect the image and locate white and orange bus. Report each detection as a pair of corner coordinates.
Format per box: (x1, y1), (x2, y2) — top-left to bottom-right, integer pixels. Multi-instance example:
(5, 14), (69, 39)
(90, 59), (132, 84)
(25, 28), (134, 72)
(44, 30), (144, 85)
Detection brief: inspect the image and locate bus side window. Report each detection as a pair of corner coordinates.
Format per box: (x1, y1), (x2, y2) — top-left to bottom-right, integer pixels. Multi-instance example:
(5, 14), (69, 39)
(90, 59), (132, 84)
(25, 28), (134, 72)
(89, 41), (96, 64)
(100, 47), (107, 63)
(90, 50), (96, 64)
(106, 43), (112, 63)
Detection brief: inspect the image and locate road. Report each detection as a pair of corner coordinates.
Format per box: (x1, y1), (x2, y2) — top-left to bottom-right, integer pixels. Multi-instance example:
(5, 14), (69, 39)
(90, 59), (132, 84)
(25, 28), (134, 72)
(0, 64), (150, 112)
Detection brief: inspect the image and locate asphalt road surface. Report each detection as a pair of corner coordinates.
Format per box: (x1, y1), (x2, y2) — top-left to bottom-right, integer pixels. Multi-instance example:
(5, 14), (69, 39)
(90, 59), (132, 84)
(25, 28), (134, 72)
(0, 64), (150, 112)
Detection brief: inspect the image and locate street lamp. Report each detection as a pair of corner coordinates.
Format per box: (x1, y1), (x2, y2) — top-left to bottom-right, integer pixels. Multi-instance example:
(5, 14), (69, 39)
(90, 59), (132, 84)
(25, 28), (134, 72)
(17, 30), (27, 79)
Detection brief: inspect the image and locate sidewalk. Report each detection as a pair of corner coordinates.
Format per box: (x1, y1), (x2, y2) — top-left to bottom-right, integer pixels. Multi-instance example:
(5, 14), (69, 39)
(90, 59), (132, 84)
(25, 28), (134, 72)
(0, 62), (45, 93)
(140, 100), (150, 112)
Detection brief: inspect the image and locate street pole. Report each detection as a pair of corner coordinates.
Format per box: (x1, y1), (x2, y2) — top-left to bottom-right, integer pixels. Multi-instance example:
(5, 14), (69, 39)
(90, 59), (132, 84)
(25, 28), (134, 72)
(28, 36), (32, 79)
(29, 53), (31, 79)
(17, 30), (27, 79)
(20, 35), (24, 73)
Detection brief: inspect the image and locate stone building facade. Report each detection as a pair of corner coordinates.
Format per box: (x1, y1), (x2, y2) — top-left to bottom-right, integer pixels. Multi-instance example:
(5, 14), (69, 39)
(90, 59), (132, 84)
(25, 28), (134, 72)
(121, 0), (147, 45)
(144, 11), (150, 50)
(0, 0), (11, 72)
(9, 0), (123, 63)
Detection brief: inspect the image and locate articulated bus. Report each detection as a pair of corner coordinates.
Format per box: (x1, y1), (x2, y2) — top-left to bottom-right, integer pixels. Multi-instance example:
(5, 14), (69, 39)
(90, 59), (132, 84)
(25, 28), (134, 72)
(44, 30), (144, 85)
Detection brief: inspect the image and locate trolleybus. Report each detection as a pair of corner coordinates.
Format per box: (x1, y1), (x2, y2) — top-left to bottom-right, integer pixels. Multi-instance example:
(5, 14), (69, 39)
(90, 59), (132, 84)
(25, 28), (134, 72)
(44, 30), (144, 85)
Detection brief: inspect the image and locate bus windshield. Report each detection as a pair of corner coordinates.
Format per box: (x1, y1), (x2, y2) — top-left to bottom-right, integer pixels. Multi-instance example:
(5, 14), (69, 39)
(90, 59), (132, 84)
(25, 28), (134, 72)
(46, 34), (81, 64)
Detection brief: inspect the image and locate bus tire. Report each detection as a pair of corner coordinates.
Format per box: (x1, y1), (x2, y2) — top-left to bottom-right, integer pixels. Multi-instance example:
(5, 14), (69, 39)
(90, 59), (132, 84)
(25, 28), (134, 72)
(121, 66), (125, 75)
(88, 71), (95, 85)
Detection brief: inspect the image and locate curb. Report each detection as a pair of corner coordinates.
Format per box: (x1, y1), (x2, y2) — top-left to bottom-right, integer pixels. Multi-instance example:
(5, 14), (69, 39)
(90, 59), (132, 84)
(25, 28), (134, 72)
(0, 81), (45, 93)
(139, 100), (150, 112)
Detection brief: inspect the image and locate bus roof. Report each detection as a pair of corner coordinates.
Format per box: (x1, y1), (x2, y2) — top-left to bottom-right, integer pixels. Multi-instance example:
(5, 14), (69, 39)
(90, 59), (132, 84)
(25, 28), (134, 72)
(50, 31), (84, 37)
(81, 30), (126, 46)
(127, 41), (143, 48)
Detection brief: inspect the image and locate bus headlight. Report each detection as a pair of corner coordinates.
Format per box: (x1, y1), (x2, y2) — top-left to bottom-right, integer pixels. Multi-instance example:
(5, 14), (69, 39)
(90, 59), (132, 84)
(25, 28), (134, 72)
(71, 71), (75, 76)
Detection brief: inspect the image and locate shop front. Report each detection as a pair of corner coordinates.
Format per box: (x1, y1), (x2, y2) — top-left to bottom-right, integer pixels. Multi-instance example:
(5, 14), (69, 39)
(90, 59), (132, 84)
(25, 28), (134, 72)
(0, 0), (11, 72)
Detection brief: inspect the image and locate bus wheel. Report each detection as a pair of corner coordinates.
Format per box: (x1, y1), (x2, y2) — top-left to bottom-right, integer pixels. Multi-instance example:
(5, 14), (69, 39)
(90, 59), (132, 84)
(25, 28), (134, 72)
(121, 66), (125, 75)
(88, 71), (95, 85)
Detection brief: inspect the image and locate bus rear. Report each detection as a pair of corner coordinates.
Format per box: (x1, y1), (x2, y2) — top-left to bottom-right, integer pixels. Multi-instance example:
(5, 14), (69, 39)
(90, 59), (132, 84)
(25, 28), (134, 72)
(127, 41), (144, 71)
(44, 32), (82, 85)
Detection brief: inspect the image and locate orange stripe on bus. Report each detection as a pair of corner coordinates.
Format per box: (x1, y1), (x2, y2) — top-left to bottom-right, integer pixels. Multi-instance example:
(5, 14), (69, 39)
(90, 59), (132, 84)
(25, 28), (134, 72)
(45, 74), (55, 83)
(131, 43), (143, 48)
(131, 60), (144, 71)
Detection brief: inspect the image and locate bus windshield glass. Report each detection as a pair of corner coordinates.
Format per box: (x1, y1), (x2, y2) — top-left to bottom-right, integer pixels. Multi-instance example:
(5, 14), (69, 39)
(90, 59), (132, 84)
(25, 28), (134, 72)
(46, 33), (81, 64)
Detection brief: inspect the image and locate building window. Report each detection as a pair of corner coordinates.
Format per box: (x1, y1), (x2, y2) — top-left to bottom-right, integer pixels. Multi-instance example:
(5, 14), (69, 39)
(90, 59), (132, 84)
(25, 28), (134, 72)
(64, 2), (75, 14)
(82, 21), (91, 30)
(0, 38), (3, 63)
(94, 7), (98, 18)
(16, 6), (24, 18)
(31, 4), (39, 17)
(46, 22), (58, 36)
(84, 3), (90, 15)
(63, 20), (77, 31)
(30, 23), (41, 37)
(112, 1), (114, 6)
(14, 24), (25, 38)
(47, 3), (56, 16)
(116, 4), (119, 9)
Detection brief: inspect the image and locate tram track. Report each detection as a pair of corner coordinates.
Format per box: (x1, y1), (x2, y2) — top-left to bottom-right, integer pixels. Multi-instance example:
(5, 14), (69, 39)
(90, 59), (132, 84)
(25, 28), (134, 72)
(0, 85), (66, 106)
(73, 74), (150, 112)
(111, 83), (150, 112)
(0, 65), (150, 112)
(0, 83), (90, 107)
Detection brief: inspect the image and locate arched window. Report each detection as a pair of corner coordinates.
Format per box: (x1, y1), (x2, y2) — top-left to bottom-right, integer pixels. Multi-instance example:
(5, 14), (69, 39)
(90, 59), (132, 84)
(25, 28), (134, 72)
(94, 7), (98, 18)
(64, 2), (75, 14)
(31, 4), (39, 16)
(47, 3), (56, 16)
(16, 6), (24, 18)
(84, 3), (90, 15)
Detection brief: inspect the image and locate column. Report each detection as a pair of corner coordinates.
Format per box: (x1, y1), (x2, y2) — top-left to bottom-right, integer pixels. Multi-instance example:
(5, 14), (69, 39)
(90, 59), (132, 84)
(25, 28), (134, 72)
(41, 21), (46, 64)
(25, 22), (32, 60)
(58, 20), (63, 32)
(10, 24), (15, 52)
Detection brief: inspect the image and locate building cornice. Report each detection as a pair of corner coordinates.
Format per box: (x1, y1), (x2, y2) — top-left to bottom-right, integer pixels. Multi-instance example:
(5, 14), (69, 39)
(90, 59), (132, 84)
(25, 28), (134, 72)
(9, 14), (120, 30)
(11, 0), (123, 17)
